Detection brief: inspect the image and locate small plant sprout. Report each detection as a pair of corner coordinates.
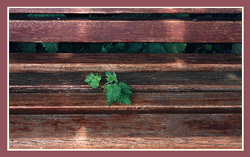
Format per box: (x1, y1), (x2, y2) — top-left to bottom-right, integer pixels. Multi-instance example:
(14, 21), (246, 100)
(85, 72), (133, 106)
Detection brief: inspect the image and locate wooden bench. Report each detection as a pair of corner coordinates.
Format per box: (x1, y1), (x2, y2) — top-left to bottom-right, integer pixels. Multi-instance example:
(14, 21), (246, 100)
(9, 8), (242, 149)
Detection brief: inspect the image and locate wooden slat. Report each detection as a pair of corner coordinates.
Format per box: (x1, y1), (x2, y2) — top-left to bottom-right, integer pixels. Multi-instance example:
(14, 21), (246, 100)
(9, 8), (242, 14)
(9, 20), (242, 43)
(9, 72), (242, 86)
(9, 53), (242, 72)
(9, 92), (242, 114)
(9, 114), (242, 149)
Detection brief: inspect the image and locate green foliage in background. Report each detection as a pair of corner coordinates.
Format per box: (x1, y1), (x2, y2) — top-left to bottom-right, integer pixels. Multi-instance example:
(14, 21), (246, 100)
(232, 44), (242, 54)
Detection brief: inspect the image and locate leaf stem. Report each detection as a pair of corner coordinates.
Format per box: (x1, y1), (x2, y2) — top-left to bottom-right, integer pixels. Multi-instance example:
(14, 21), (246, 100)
(97, 82), (110, 92)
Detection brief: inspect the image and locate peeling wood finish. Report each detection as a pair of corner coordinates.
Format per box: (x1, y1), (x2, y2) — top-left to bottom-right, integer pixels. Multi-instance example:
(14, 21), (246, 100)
(9, 54), (242, 72)
(9, 8), (242, 14)
(9, 114), (242, 149)
(9, 20), (242, 43)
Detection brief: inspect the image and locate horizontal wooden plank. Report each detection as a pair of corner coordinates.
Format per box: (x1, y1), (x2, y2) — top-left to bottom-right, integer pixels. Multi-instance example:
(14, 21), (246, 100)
(9, 8), (242, 14)
(9, 71), (242, 88)
(9, 91), (242, 114)
(9, 114), (242, 149)
(9, 20), (242, 43)
(9, 54), (242, 72)
(9, 85), (242, 93)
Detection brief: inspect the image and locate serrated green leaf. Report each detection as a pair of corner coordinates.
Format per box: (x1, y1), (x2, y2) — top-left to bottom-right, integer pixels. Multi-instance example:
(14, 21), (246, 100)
(85, 73), (101, 88)
(106, 71), (118, 83)
(128, 43), (143, 53)
(101, 46), (108, 53)
(144, 43), (166, 53)
(17, 43), (37, 53)
(117, 82), (132, 105)
(105, 84), (121, 106)
(41, 43), (59, 53)
(117, 93), (131, 105)
(118, 82), (132, 95)
(161, 43), (187, 53)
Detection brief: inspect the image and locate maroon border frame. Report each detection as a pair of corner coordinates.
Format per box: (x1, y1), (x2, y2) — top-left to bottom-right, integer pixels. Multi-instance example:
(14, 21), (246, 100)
(1, 0), (248, 156)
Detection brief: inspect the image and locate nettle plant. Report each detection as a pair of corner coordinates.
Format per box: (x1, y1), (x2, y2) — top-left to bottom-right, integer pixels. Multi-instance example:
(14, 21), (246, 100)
(85, 72), (133, 106)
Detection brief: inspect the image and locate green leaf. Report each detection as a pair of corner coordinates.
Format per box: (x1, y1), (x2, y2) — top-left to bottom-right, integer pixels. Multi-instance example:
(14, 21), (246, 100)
(41, 43), (59, 53)
(17, 43), (37, 53)
(28, 14), (66, 18)
(144, 43), (166, 53)
(232, 44), (242, 54)
(117, 93), (131, 105)
(117, 82), (133, 105)
(105, 84), (121, 106)
(85, 73), (101, 88)
(205, 44), (213, 52)
(101, 43), (126, 53)
(174, 14), (189, 17)
(161, 43), (187, 53)
(118, 82), (132, 95)
(101, 46), (108, 53)
(128, 43), (143, 53)
(106, 71), (118, 83)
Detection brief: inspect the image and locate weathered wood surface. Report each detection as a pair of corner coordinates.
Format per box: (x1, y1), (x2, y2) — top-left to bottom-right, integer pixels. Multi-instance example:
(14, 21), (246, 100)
(9, 71), (242, 86)
(9, 20), (242, 43)
(9, 53), (242, 114)
(9, 92), (242, 114)
(9, 53), (242, 72)
(9, 114), (242, 149)
(9, 8), (242, 14)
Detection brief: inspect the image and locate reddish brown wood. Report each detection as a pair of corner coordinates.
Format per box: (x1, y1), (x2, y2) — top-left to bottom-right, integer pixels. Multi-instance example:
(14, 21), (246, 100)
(9, 53), (242, 64)
(9, 53), (242, 72)
(9, 8), (242, 14)
(9, 71), (242, 90)
(9, 91), (242, 114)
(8, 8), (243, 150)
(9, 85), (242, 93)
(9, 20), (242, 43)
(9, 114), (242, 149)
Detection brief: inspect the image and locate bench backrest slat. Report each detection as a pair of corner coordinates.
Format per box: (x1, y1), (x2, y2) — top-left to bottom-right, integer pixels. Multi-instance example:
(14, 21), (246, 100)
(9, 20), (242, 43)
(9, 8), (242, 43)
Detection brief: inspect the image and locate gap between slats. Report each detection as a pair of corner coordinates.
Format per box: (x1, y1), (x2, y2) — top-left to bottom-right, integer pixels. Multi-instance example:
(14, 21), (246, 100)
(9, 8), (242, 14)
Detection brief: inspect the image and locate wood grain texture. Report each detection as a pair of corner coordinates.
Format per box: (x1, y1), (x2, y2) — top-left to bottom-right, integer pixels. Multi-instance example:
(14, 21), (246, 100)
(9, 8), (242, 14)
(9, 92), (242, 114)
(9, 20), (242, 43)
(9, 53), (242, 72)
(9, 71), (242, 86)
(9, 114), (242, 149)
